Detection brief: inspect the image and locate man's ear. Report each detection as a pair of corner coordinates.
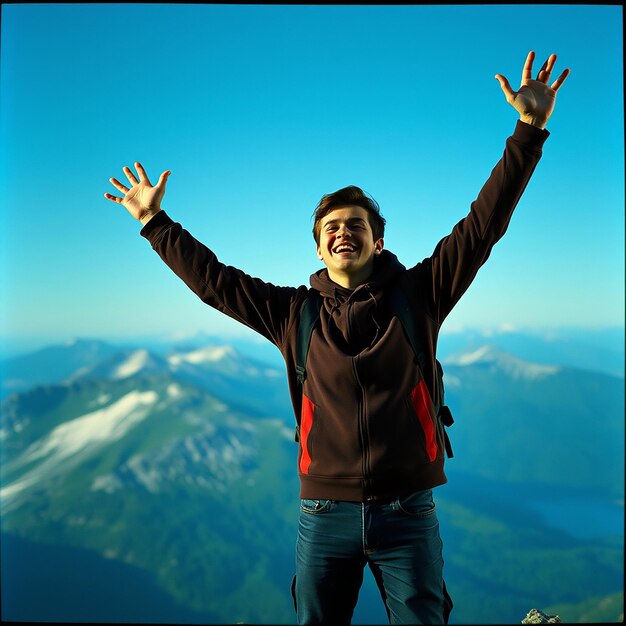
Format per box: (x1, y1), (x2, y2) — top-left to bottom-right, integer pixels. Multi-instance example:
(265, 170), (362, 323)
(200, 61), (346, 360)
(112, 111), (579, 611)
(374, 238), (384, 255)
(316, 243), (323, 260)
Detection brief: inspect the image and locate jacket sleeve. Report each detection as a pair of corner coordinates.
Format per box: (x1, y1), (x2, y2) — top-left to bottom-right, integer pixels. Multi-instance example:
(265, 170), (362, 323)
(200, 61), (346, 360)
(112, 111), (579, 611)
(140, 211), (303, 348)
(413, 120), (550, 325)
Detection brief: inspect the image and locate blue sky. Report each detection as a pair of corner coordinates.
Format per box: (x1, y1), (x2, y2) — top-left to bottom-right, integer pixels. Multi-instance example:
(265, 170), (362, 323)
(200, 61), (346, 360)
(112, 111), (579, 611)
(0, 3), (623, 356)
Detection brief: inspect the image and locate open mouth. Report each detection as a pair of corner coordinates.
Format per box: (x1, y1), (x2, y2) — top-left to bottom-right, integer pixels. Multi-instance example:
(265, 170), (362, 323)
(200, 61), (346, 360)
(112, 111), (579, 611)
(333, 243), (357, 255)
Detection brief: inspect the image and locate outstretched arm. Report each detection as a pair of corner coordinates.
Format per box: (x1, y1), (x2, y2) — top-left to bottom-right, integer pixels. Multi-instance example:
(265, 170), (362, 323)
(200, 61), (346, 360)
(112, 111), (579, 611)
(103, 161), (303, 349)
(104, 162), (171, 225)
(495, 50), (570, 129)
(420, 51), (569, 323)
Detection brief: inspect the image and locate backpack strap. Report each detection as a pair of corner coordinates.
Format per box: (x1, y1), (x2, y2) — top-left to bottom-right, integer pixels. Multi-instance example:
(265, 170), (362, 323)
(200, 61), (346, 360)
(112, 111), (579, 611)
(296, 290), (322, 385)
(391, 284), (454, 458)
(390, 285), (423, 371)
(294, 291), (322, 443)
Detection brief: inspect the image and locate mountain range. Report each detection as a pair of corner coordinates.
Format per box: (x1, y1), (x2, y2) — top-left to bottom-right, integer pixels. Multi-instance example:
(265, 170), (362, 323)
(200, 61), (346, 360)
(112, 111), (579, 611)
(0, 334), (623, 624)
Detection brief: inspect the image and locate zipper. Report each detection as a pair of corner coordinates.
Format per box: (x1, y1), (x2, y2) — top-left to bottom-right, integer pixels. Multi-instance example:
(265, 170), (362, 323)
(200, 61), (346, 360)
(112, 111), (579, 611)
(352, 354), (370, 485)
(346, 299), (354, 342)
(348, 294), (374, 492)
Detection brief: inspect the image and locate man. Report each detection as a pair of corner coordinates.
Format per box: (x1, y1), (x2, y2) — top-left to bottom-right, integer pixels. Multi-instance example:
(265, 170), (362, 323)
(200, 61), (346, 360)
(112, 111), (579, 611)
(105, 51), (569, 624)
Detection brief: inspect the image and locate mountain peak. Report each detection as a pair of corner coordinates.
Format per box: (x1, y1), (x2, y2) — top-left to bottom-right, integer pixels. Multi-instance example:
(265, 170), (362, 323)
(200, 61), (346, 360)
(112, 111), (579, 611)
(168, 345), (236, 367)
(67, 348), (169, 383)
(443, 345), (560, 380)
(112, 349), (152, 379)
(445, 344), (502, 365)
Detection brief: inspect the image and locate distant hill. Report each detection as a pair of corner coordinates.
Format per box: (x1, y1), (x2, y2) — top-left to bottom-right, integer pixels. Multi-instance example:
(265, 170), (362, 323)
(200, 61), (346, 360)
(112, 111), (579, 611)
(437, 326), (624, 378)
(0, 338), (120, 397)
(442, 345), (624, 500)
(0, 338), (293, 417)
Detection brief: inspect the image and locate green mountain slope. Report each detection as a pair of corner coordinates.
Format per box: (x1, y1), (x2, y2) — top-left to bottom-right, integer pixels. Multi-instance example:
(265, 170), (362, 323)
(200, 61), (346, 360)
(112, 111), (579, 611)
(1, 341), (623, 624)
(443, 346), (624, 500)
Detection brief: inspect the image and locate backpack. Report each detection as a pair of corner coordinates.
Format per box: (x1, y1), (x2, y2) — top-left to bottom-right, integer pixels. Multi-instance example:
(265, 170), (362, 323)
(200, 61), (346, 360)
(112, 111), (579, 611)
(295, 285), (454, 458)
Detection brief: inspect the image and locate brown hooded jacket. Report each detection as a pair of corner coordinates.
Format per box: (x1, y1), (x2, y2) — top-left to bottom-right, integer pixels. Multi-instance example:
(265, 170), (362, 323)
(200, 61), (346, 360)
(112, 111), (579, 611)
(141, 120), (549, 501)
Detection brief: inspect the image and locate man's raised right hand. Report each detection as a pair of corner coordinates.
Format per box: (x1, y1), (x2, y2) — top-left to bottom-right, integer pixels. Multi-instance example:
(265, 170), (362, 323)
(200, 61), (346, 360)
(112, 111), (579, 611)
(105, 162), (171, 225)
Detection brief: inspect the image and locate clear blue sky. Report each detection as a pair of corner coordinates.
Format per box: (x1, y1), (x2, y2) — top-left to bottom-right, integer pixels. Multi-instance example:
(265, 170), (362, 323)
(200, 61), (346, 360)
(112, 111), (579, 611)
(1, 3), (623, 356)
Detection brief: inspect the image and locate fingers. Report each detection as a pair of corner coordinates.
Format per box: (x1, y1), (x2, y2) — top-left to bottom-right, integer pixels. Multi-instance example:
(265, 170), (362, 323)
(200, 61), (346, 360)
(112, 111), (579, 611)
(522, 50), (535, 83)
(156, 170), (172, 188)
(536, 53), (556, 82)
(104, 192), (123, 203)
(522, 51), (569, 91)
(551, 67), (570, 92)
(134, 162), (152, 186)
(109, 176), (129, 194)
(535, 53), (570, 91)
(123, 166), (139, 186)
(494, 74), (515, 103)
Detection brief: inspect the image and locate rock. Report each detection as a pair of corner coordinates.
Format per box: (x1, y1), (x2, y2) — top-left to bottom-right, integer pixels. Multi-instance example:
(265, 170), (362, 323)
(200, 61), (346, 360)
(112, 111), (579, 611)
(522, 608), (561, 623)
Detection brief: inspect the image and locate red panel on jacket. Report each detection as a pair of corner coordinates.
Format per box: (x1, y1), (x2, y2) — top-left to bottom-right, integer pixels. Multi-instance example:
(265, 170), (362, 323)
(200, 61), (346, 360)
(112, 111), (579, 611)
(299, 394), (315, 474)
(410, 380), (438, 462)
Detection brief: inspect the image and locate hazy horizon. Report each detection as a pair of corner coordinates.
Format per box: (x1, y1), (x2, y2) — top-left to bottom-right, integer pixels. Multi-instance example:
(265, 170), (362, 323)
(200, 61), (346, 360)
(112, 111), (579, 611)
(2, 323), (624, 364)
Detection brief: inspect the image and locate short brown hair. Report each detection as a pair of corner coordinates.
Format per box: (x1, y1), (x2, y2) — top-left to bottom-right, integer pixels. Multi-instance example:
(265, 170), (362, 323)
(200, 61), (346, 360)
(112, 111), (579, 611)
(312, 185), (386, 244)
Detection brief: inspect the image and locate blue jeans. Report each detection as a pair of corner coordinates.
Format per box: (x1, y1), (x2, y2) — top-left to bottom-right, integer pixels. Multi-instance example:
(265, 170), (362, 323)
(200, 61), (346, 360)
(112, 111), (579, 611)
(292, 489), (452, 625)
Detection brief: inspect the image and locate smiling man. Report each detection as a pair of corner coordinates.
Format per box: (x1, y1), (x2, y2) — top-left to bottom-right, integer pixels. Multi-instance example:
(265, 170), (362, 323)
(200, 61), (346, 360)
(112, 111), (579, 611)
(315, 201), (385, 288)
(105, 51), (569, 625)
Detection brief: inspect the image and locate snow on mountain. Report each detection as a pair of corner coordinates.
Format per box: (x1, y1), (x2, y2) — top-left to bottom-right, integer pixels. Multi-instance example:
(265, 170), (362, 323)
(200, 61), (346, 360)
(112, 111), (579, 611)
(90, 413), (259, 495)
(437, 327), (624, 378)
(0, 389), (158, 502)
(66, 348), (171, 383)
(56, 343), (281, 387)
(443, 345), (560, 380)
(112, 349), (152, 379)
(169, 345), (235, 365)
(28, 389), (158, 461)
(1, 338), (292, 506)
(168, 344), (282, 379)
(167, 383), (182, 399)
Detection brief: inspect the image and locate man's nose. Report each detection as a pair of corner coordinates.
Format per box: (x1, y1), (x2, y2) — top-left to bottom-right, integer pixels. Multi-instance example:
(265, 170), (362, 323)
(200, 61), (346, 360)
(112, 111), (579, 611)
(337, 225), (352, 238)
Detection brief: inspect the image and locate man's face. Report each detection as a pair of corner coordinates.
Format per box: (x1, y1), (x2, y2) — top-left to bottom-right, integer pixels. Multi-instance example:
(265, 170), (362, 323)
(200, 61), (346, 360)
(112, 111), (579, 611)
(316, 205), (384, 288)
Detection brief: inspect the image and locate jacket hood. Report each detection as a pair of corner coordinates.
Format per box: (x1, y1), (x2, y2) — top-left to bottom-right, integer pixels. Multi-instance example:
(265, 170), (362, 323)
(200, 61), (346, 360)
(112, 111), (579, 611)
(310, 249), (406, 300)
(309, 250), (406, 353)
